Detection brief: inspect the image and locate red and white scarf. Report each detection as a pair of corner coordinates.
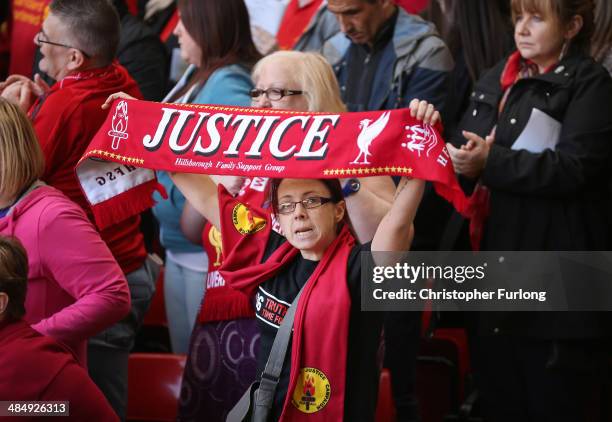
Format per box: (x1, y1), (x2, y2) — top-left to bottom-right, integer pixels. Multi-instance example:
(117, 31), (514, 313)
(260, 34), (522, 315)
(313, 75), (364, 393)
(77, 99), (470, 229)
(198, 177), (272, 323)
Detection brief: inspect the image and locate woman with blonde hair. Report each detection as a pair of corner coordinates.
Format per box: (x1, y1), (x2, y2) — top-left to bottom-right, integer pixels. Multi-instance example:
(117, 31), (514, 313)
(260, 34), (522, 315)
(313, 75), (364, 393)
(251, 51), (346, 113)
(0, 97), (130, 367)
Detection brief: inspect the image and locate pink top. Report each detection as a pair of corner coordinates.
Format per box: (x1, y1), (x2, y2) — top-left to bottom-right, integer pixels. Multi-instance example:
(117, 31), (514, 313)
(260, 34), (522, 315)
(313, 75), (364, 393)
(0, 183), (130, 366)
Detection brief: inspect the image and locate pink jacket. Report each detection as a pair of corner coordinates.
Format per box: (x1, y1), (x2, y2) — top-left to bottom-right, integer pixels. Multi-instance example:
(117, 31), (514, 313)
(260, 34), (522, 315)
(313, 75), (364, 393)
(0, 183), (130, 365)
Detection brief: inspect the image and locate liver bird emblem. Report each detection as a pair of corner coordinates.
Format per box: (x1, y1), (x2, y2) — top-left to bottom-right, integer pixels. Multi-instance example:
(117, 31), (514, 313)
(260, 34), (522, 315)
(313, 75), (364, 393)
(208, 226), (222, 267)
(351, 111), (391, 165)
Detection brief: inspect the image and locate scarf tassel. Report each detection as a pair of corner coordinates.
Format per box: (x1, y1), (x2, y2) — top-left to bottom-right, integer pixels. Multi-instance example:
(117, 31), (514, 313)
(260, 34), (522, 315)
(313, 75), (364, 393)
(92, 179), (167, 230)
(198, 287), (255, 323)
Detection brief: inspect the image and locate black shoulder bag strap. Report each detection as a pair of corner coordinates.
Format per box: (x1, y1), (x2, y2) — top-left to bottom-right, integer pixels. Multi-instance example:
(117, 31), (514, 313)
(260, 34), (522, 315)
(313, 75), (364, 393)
(227, 286), (305, 422)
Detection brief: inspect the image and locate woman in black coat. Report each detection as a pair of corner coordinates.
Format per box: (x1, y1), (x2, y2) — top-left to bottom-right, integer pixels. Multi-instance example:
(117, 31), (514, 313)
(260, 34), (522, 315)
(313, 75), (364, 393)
(413, 0), (612, 420)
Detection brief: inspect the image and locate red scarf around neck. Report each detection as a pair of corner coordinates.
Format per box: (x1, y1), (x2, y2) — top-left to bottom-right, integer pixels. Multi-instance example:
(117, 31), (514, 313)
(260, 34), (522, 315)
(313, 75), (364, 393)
(217, 184), (354, 420)
(198, 177), (271, 323)
(77, 100), (470, 230)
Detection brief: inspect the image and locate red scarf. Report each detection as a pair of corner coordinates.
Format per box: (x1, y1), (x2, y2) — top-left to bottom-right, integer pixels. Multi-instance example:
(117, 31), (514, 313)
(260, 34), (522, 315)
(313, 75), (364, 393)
(217, 185), (353, 420)
(198, 177), (271, 323)
(468, 51), (554, 250)
(77, 100), (469, 229)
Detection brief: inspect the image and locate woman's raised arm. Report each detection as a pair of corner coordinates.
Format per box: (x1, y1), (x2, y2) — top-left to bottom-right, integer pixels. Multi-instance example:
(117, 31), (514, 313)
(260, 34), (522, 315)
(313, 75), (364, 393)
(171, 173), (221, 230)
(370, 98), (440, 252)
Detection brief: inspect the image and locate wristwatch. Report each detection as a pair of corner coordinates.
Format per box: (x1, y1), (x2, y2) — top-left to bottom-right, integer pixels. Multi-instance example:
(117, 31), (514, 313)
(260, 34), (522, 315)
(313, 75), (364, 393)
(342, 178), (361, 197)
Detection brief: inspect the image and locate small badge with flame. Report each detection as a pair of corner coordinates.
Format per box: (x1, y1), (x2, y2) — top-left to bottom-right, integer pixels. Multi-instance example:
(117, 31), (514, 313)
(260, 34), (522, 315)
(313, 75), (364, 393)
(291, 367), (331, 413)
(108, 100), (129, 150)
(232, 203), (266, 236)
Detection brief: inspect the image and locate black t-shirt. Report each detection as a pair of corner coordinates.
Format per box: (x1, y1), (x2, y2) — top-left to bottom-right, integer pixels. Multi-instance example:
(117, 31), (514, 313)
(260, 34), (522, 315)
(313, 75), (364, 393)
(254, 231), (383, 421)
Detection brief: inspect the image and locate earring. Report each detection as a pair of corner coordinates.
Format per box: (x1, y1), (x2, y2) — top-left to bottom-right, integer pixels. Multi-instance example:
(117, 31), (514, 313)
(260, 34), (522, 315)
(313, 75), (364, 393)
(559, 40), (569, 62)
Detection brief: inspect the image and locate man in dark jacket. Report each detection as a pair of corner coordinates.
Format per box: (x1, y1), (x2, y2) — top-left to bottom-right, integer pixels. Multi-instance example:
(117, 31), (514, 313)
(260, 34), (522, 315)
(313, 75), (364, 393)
(321, 0), (452, 112)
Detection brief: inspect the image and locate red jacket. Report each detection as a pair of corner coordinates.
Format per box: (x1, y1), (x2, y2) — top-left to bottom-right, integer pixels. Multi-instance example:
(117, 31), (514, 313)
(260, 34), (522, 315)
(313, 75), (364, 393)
(30, 63), (147, 274)
(0, 319), (118, 421)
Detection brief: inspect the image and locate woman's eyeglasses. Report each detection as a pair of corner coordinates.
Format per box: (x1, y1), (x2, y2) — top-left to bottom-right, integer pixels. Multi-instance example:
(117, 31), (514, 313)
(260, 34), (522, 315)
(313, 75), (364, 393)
(277, 197), (333, 215)
(250, 88), (304, 101)
(36, 30), (91, 59)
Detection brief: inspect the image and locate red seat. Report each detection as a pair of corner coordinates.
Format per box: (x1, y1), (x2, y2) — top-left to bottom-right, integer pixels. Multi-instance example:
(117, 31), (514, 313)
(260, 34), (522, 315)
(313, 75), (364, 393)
(127, 353), (186, 421)
(376, 368), (397, 422)
(125, 0), (139, 15)
(432, 328), (470, 399)
(417, 328), (471, 422)
(143, 266), (168, 327)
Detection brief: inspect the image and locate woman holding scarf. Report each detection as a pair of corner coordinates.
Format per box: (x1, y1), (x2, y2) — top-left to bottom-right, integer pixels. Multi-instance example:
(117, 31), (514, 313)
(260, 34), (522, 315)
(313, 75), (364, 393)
(106, 50), (398, 420)
(417, 0), (612, 420)
(171, 50), (428, 421)
(175, 51), (397, 421)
